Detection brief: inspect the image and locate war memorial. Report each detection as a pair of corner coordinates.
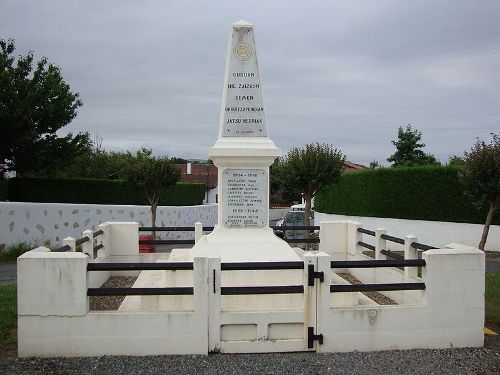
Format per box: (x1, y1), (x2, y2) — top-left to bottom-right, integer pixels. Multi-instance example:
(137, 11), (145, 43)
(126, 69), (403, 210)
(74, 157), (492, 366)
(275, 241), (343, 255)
(16, 21), (484, 357)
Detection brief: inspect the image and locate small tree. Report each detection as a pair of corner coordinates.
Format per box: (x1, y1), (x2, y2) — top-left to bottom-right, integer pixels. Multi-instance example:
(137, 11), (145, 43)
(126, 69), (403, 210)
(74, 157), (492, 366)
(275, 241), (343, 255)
(387, 124), (439, 167)
(273, 143), (346, 249)
(0, 38), (86, 175)
(459, 133), (500, 250)
(124, 149), (180, 237)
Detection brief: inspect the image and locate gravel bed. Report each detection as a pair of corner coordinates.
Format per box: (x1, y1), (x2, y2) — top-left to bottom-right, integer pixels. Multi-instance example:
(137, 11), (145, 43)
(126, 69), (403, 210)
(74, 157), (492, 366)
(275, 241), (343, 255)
(89, 276), (137, 311)
(337, 272), (397, 305)
(2, 348), (499, 374)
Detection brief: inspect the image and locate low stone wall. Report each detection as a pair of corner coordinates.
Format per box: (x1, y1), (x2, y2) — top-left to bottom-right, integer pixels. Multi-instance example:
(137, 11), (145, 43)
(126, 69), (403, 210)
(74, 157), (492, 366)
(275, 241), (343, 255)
(0, 202), (217, 247)
(316, 212), (500, 252)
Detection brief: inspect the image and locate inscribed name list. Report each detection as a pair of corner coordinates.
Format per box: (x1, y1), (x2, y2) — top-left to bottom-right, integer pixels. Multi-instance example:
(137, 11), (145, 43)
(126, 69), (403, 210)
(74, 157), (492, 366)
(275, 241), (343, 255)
(222, 25), (268, 137)
(222, 169), (267, 227)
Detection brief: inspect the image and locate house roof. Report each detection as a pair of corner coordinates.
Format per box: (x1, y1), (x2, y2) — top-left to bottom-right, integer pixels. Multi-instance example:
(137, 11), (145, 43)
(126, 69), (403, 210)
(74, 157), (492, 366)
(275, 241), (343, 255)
(176, 164), (218, 189)
(343, 160), (367, 173)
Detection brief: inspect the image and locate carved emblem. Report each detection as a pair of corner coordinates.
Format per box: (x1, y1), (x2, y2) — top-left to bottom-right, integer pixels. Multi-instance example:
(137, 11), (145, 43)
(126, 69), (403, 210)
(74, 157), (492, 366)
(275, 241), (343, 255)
(234, 42), (254, 61)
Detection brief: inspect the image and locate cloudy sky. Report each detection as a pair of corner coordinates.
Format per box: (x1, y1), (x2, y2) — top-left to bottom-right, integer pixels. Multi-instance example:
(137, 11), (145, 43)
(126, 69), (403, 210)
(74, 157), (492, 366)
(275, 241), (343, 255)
(1, 0), (499, 166)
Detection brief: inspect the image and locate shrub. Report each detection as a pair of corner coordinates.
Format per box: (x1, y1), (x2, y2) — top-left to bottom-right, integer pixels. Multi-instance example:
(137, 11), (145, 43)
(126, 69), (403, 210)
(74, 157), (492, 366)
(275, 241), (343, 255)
(7, 178), (205, 206)
(315, 166), (498, 225)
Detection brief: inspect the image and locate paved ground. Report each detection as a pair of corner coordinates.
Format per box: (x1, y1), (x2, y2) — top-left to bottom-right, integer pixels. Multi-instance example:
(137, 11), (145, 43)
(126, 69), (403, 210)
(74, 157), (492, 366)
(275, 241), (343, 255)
(0, 263), (16, 284)
(1, 348), (499, 374)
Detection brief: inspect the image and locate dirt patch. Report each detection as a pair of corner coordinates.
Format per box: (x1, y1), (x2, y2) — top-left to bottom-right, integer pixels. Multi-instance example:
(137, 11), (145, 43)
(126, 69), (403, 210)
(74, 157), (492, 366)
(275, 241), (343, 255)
(89, 276), (137, 311)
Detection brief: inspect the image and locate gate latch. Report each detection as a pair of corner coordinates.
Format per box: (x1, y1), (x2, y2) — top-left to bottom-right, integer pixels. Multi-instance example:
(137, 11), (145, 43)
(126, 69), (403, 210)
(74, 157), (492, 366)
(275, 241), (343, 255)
(308, 264), (324, 286)
(307, 327), (323, 348)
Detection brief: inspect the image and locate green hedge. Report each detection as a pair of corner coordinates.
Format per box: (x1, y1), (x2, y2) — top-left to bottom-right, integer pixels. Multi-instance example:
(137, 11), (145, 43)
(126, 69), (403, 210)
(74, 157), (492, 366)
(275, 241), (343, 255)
(7, 178), (205, 206)
(315, 166), (498, 225)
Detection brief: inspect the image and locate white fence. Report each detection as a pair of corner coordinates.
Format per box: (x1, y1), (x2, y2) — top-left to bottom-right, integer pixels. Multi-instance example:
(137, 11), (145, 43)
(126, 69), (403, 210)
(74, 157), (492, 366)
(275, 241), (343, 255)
(17, 221), (484, 357)
(0, 202), (217, 247)
(316, 212), (500, 252)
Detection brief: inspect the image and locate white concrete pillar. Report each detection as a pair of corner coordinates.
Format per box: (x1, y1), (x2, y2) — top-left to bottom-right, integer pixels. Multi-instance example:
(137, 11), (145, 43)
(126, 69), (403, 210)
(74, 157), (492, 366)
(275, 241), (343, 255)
(404, 234), (418, 279)
(207, 256), (221, 353)
(319, 221), (347, 260)
(374, 228), (387, 260)
(17, 248), (88, 316)
(98, 223), (111, 259)
(314, 251), (331, 353)
(101, 222), (139, 257)
(194, 222), (203, 243)
(81, 230), (93, 259)
(63, 236), (76, 252)
(193, 256), (209, 352)
(422, 245), (484, 347)
(303, 252), (319, 350)
(346, 221), (362, 256)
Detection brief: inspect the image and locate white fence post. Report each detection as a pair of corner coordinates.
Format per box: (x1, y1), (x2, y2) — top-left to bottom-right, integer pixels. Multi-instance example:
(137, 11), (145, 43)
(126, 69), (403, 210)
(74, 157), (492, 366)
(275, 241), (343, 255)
(193, 256), (209, 354)
(63, 236), (76, 252)
(404, 235), (418, 278)
(81, 229), (93, 259)
(98, 223), (111, 258)
(346, 221), (361, 256)
(207, 256), (221, 353)
(319, 221), (347, 258)
(314, 251), (331, 353)
(374, 228), (387, 260)
(195, 222), (203, 243)
(303, 252), (318, 350)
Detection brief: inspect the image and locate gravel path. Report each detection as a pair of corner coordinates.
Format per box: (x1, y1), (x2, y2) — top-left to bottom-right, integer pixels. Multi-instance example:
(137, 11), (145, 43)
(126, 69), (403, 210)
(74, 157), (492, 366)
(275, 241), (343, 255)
(89, 276), (137, 310)
(337, 272), (397, 305)
(1, 348), (499, 374)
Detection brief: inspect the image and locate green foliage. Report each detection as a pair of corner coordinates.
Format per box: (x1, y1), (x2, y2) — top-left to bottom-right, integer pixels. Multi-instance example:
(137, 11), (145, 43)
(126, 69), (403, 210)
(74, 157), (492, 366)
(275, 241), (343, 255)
(273, 143), (346, 200)
(8, 178), (204, 206)
(0, 243), (32, 263)
(486, 272), (500, 326)
(459, 133), (500, 207)
(0, 284), (16, 346)
(0, 38), (87, 175)
(315, 166), (498, 225)
(387, 124), (440, 167)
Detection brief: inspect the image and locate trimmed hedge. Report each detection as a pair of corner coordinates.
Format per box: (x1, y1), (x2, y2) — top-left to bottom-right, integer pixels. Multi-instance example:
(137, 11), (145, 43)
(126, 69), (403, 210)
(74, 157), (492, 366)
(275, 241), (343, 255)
(315, 166), (498, 225)
(7, 178), (205, 206)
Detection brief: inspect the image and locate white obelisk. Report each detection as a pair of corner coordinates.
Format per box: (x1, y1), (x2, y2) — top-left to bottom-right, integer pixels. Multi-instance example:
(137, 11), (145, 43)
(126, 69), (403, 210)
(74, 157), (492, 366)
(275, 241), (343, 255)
(189, 20), (300, 262)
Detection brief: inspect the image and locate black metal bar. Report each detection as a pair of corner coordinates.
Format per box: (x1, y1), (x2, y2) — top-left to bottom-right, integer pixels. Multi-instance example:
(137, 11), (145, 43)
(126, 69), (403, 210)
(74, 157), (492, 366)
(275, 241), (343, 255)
(270, 225), (320, 230)
(87, 287), (193, 296)
(93, 230), (103, 238)
(75, 236), (90, 246)
(53, 244), (71, 252)
(139, 240), (195, 245)
(380, 234), (405, 245)
(411, 242), (437, 251)
(221, 261), (304, 271)
(285, 238), (320, 244)
(94, 244), (104, 251)
(331, 282), (425, 292)
(139, 226), (195, 231)
(331, 259), (425, 268)
(357, 241), (375, 251)
(221, 285), (304, 295)
(308, 264), (324, 286)
(307, 327), (323, 349)
(380, 249), (404, 260)
(87, 262), (194, 271)
(357, 228), (375, 236)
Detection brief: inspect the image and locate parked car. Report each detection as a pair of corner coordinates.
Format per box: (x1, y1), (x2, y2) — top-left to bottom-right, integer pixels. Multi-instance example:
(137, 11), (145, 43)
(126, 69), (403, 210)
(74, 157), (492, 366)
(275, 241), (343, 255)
(275, 204), (315, 240)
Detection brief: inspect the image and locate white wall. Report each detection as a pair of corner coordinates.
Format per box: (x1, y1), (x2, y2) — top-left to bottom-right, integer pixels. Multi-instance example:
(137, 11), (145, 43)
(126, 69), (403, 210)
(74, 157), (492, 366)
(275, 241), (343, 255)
(316, 212), (500, 252)
(0, 202), (217, 247)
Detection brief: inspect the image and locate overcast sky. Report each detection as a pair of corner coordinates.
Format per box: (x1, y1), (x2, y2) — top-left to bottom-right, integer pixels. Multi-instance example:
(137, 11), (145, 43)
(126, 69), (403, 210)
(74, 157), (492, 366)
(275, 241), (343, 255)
(1, 0), (499, 166)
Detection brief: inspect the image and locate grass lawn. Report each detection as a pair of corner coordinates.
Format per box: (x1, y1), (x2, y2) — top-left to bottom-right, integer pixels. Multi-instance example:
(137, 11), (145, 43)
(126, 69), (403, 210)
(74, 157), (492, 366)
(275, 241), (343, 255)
(0, 284), (17, 347)
(486, 272), (500, 326)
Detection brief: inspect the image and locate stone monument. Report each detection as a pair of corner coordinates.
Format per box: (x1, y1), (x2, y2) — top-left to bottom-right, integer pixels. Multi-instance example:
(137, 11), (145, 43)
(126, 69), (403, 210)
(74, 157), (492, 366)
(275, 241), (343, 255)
(187, 20), (300, 262)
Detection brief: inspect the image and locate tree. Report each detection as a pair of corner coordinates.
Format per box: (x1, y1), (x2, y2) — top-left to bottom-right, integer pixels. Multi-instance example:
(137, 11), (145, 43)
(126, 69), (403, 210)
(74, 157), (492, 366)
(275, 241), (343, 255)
(0, 38), (86, 175)
(387, 124), (440, 167)
(459, 133), (500, 250)
(369, 159), (380, 169)
(273, 143), (346, 249)
(124, 149), (180, 237)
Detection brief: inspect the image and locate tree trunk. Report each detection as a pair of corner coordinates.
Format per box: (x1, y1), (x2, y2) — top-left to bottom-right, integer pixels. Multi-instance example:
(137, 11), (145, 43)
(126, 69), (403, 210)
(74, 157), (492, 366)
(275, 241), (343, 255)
(304, 196), (312, 251)
(151, 203), (157, 240)
(479, 201), (496, 250)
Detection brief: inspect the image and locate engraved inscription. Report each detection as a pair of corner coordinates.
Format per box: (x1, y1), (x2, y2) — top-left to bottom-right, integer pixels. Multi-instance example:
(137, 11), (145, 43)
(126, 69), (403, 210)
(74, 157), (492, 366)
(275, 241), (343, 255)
(234, 42), (254, 60)
(222, 169), (267, 227)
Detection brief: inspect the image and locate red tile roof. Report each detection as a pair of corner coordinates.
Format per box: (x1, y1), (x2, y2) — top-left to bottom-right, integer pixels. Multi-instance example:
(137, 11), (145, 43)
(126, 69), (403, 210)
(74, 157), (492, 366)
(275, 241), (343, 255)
(176, 164), (218, 189)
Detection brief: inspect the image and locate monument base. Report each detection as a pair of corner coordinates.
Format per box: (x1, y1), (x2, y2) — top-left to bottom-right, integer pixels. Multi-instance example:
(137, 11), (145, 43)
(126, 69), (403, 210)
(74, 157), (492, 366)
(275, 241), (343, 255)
(170, 227), (302, 262)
